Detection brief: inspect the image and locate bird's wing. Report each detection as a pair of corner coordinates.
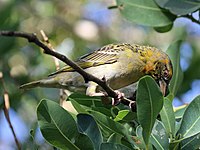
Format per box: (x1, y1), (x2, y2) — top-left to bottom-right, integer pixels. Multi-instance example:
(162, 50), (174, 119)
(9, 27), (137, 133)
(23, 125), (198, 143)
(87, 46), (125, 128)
(48, 44), (127, 76)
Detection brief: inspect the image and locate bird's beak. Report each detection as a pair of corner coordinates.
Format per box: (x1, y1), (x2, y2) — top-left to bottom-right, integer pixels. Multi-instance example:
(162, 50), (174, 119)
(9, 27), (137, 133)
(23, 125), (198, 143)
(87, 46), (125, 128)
(159, 79), (167, 96)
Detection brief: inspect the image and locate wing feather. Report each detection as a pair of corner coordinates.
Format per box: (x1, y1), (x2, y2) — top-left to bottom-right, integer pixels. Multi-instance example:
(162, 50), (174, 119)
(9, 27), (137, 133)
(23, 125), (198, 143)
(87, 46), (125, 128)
(48, 43), (131, 76)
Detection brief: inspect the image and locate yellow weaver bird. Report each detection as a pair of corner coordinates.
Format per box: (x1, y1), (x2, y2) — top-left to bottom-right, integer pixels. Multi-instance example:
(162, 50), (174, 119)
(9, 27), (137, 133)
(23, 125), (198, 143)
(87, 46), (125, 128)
(20, 43), (173, 101)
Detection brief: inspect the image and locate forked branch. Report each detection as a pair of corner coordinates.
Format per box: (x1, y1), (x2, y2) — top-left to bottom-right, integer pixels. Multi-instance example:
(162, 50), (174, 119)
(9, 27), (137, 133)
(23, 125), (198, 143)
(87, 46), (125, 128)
(0, 31), (119, 98)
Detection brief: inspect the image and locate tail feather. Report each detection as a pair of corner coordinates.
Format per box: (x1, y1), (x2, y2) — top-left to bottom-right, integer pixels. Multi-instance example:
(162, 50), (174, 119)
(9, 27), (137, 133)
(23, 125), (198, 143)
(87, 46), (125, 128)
(19, 76), (59, 89)
(19, 80), (41, 89)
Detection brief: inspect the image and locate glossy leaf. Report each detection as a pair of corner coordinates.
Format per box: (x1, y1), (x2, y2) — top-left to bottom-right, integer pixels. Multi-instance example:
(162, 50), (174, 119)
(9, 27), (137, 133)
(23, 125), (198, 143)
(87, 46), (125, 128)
(114, 110), (137, 122)
(70, 98), (88, 114)
(37, 99), (79, 150)
(107, 133), (123, 144)
(174, 105), (188, 120)
(150, 120), (169, 150)
(178, 95), (200, 140)
(77, 114), (103, 150)
(68, 93), (103, 107)
(175, 121), (182, 136)
(74, 133), (94, 150)
(90, 111), (129, 137)
(92, 107), (112, 117)
(166, 41), (183, 99)
(169, 141), (180, 150)
(116, 0), (176, 27)
(136, 126), (153, 150)
(121, 138), (134, 150)
(100, 143), (131, 150)
(154, 0), (200, 15)
(160, 97), (175, 138)
(154, 23), (173, 33)
(90, 111), (136, 148)
(136, 76), (164, 146)
(181, 133), (200, 150)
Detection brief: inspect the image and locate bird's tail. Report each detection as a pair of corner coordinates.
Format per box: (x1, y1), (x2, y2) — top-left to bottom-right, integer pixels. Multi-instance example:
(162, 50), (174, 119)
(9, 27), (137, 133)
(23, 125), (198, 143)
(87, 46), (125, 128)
(19, 80), (42, 89)
(19, 77), (58, 89)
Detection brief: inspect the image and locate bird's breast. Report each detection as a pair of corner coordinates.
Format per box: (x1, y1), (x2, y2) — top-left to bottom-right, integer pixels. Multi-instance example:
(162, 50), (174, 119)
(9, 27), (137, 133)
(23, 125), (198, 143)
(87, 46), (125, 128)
(86, 60), (144, 90)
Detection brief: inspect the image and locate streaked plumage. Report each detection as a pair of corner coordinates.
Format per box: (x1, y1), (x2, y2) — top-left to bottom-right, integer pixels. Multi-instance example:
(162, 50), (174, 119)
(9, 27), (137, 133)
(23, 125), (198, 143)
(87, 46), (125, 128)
(20, 43), (173, 97)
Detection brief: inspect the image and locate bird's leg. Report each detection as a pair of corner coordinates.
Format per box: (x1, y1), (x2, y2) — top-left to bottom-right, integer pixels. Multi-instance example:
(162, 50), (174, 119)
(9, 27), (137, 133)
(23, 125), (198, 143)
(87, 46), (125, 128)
(86, 81), (107, 97)
(129, 101), (137, 112)
(86, 82), (125, 106)
(112, 90), (125, 106)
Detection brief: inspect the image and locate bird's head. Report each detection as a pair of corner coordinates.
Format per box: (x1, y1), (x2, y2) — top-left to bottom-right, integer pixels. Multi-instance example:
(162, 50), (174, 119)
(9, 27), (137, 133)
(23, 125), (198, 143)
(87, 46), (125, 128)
(142, 52), (173, 96)
(150, 57), (173, 96)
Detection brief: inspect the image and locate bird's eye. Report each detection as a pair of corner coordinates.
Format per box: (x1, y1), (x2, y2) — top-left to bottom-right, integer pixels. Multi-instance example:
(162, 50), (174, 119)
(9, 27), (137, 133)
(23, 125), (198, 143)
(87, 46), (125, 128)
(164, 71), (168, 76)
(163, 70), (169, 80)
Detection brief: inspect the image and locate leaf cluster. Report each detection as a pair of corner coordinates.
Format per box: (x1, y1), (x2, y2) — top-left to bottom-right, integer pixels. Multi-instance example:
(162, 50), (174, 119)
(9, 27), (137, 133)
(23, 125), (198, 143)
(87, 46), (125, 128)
(115, 0), (200, 32)
(36, 41), (200, 149)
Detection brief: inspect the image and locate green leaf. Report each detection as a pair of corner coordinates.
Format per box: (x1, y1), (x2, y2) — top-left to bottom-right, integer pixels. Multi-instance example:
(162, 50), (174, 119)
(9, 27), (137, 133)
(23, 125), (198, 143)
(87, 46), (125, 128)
(154, 23), (173, 33)
(37, 99), (80, 150)
(92, 107), (112, 117)
(150, 120), (169, 150)
(178, 95), (200, 140)
(136, 76), (164, 147)
(108, 133), (123, 144)
(100, 143), (131, 150)
(70, 98), (88, 114)
(121, 138), (134, 150)
(77, 114), (103, 150)
(90, 110), (136, 148)
(154, 0), (200, 15)
(90, 111), (128, 137)
(136, 126), (153, 150)
(160, 97), (175, 138)
(114, 110), (137, 122)
(169, 141), (180, 150)
(181, 133), (200, 150)
(116, 0), (176, 27)
(74, 133), (94, 150)
(175, 121), (182, 136)
(174, 105), (188, 120)
(137, 121), (170, 150)
(166, 41), (183, 99)
(68, 93), (103, 107)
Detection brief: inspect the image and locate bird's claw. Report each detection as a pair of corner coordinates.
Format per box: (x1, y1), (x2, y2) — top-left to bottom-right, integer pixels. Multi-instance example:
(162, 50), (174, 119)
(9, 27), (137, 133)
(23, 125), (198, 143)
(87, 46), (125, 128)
(129, 101), (135, 108)
(112, 90), (125, 106)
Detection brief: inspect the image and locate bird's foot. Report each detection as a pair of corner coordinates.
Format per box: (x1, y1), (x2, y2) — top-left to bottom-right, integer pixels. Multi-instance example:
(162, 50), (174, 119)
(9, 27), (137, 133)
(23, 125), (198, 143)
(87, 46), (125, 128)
(129, 101), (136, 112)
(112, 90), (125, 106)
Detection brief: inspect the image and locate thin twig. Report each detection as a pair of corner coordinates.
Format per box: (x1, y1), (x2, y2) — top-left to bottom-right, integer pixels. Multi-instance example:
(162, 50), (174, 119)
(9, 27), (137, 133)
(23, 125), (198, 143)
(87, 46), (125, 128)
(182, 14), (200, 25)
(40, 30), (60, 70)
(40, 30), (66, 104)
(0, 72), (21, 150)
(0, 31), (118, 99)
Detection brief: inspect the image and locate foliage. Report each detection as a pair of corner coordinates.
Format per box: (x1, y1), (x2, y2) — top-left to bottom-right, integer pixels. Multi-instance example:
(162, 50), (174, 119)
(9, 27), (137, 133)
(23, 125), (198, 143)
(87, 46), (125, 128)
(1, 0), (200, 149)
(35, 41), (200, 149)
(116, 0), (200, 32)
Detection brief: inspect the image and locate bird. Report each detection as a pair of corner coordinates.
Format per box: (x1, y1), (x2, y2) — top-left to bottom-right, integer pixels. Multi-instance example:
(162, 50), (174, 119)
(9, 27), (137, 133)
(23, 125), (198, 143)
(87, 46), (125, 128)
(20, 43), (173, 104)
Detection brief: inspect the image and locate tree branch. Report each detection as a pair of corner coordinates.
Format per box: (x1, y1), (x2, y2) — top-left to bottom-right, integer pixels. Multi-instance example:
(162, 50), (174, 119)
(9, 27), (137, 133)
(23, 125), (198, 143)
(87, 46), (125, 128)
(0, 72), (21, 150)
(0, 30), (119, 99)
(182, 14), (200, 25)
(40, 30), (66, 106)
